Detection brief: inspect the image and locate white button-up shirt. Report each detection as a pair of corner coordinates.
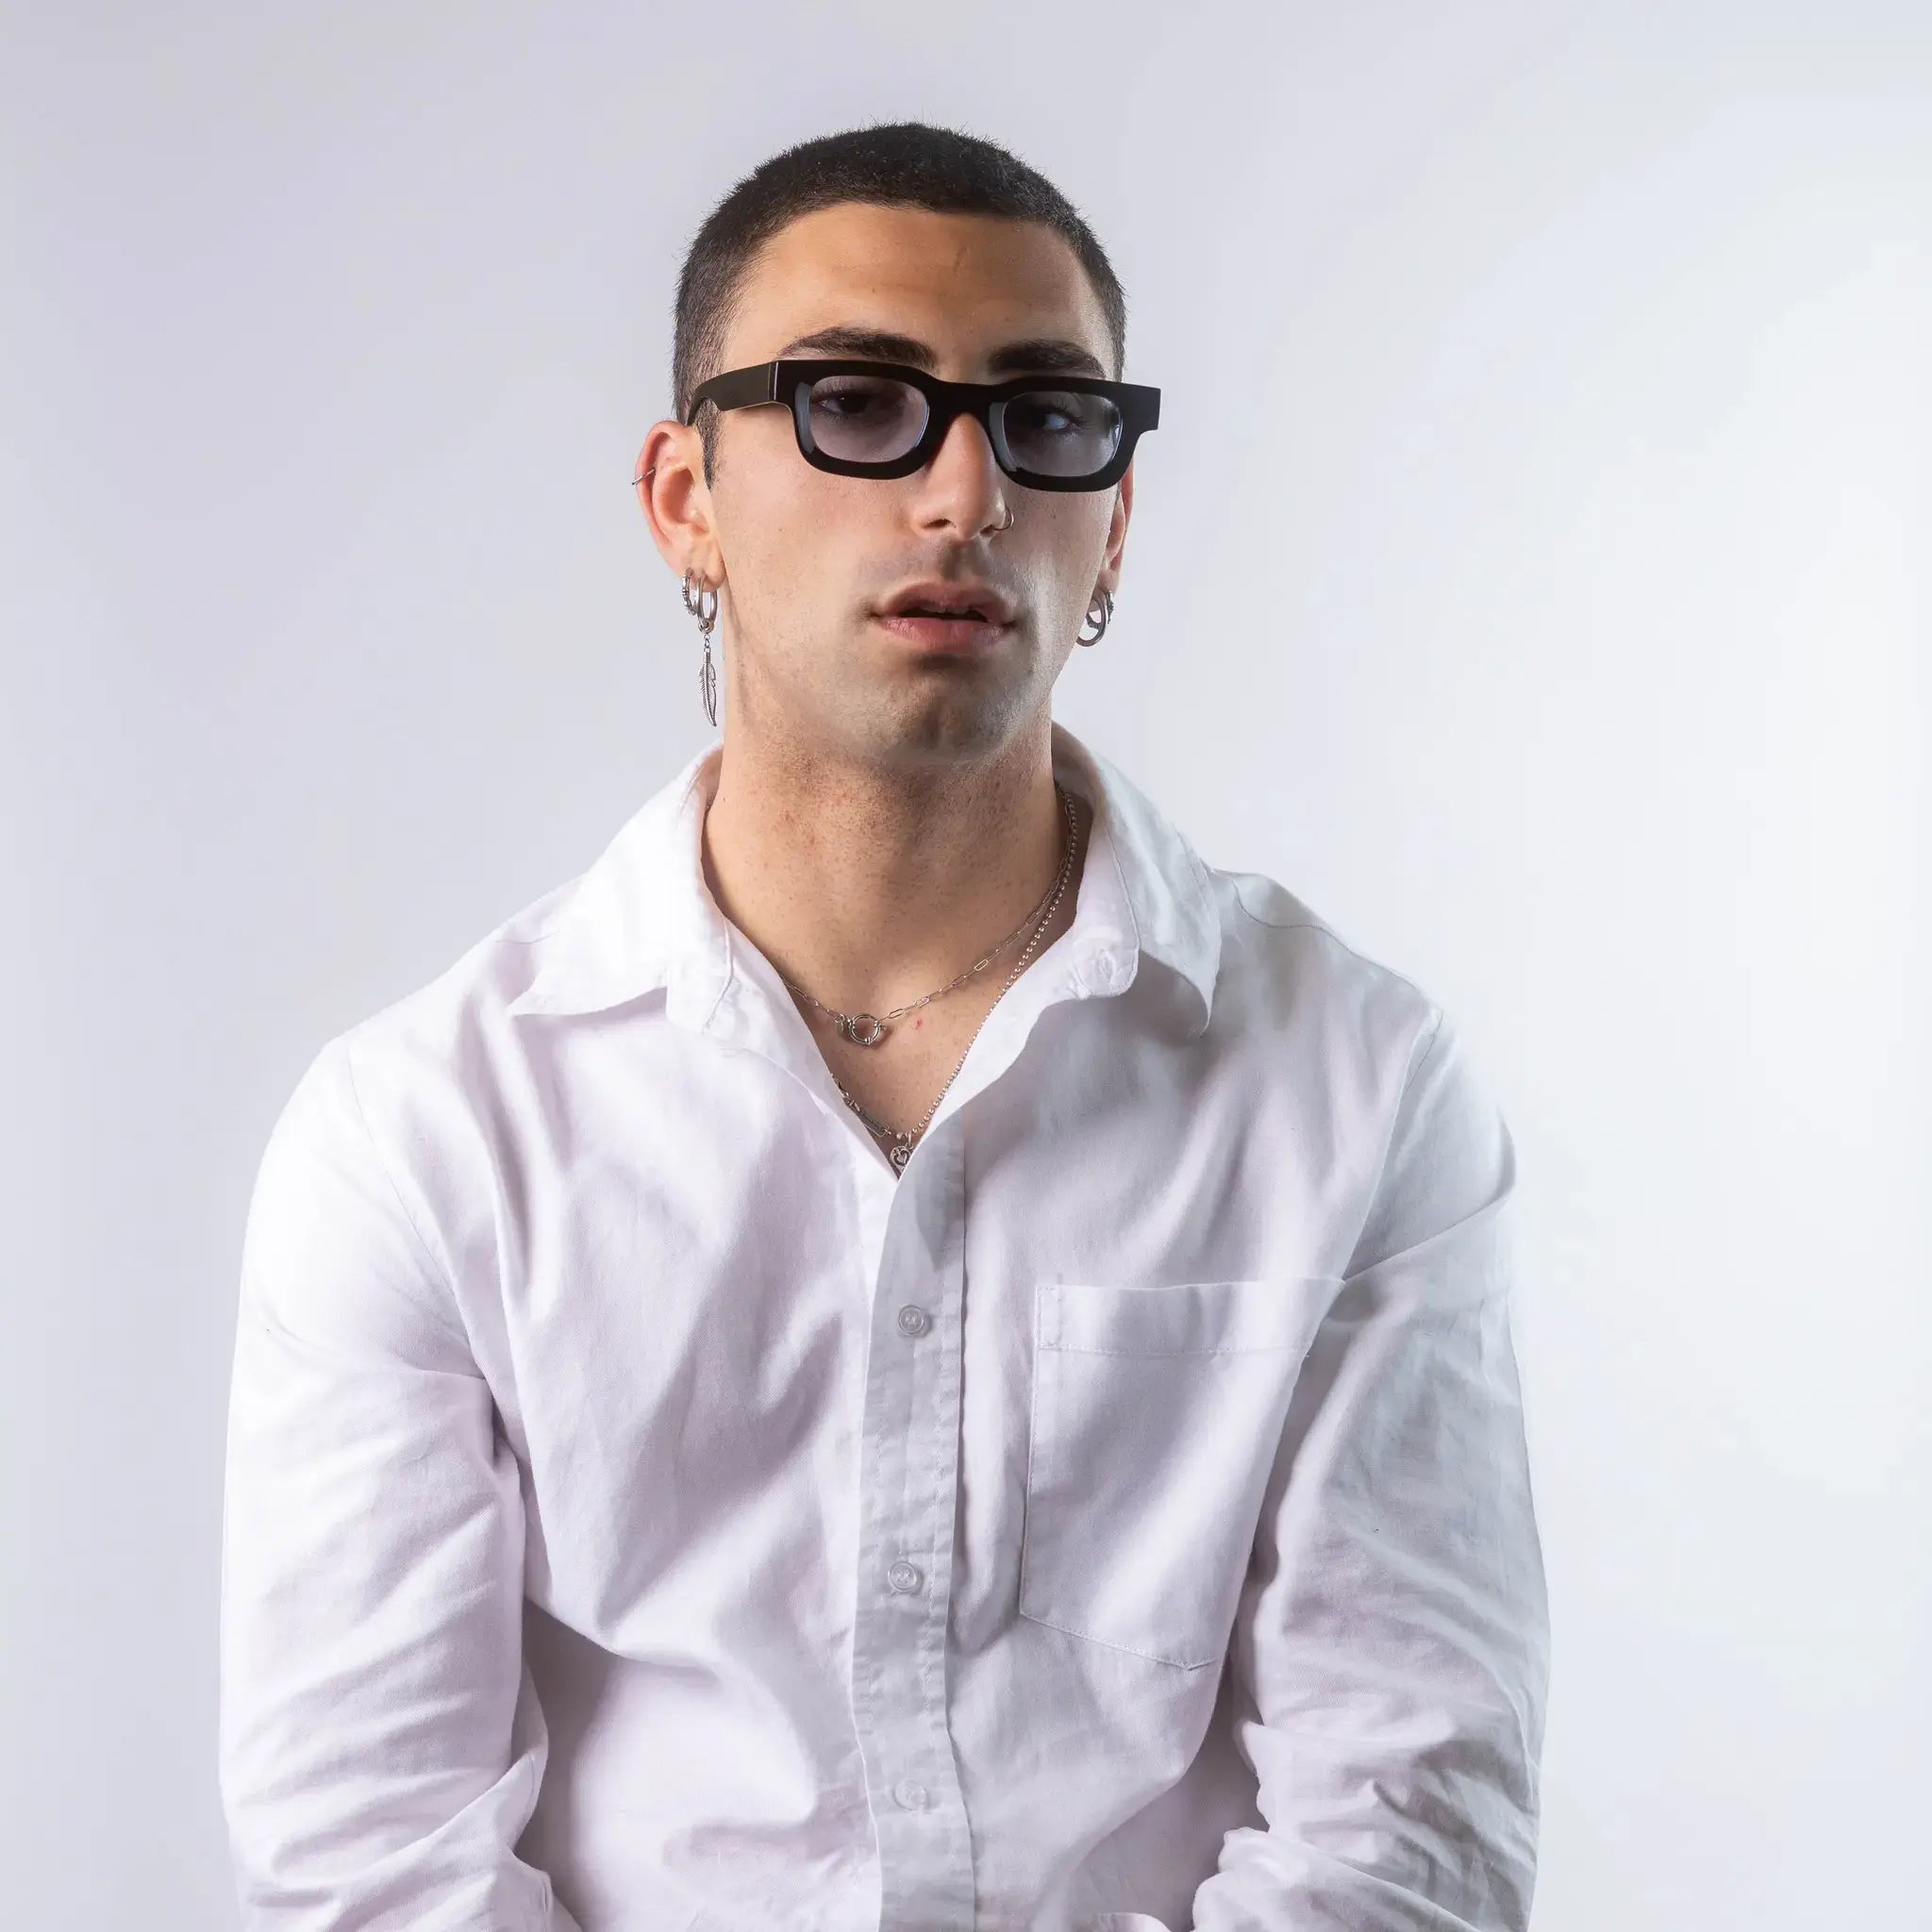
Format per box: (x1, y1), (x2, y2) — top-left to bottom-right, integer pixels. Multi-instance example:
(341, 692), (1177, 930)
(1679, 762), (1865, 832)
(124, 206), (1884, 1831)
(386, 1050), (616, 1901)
(219, 720), (1550, 1932)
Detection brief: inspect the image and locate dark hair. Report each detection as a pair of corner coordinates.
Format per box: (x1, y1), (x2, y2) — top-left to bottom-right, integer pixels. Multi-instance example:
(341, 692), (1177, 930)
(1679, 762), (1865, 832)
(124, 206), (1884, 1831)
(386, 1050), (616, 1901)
(671, 120), (1130, 485)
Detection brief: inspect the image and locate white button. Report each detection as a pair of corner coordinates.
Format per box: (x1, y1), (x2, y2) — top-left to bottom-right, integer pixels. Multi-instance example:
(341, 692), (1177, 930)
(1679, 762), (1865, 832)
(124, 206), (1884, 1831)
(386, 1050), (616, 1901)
(896, 1304), (931, 1337)
(886, 1560), (923, 1593)
(893, 1778), (929, 1810)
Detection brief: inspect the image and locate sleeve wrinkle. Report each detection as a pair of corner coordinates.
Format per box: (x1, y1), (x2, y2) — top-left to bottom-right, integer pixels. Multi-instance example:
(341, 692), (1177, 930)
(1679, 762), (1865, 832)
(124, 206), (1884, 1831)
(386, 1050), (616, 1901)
(241, 1289), (488, 1385)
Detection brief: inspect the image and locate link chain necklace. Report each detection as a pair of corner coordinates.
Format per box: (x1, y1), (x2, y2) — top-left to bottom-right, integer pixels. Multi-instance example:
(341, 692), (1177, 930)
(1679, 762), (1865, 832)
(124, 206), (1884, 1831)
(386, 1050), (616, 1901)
(774, 780), (1080, 1176)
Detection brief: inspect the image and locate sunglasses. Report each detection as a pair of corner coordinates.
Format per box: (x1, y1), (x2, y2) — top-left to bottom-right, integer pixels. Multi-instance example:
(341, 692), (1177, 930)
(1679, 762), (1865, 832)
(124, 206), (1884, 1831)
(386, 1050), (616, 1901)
(681, 358), (1160, 492)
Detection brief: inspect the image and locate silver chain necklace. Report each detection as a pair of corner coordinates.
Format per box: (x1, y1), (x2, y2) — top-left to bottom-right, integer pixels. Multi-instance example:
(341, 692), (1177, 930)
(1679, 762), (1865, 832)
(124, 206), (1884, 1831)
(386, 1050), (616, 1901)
(777, 781), (1080, 1175)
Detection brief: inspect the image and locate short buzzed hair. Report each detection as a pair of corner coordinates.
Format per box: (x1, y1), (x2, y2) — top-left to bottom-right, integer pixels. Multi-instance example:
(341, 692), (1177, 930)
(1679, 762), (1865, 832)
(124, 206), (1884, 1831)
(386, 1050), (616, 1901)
(671, 120), (1130, 485)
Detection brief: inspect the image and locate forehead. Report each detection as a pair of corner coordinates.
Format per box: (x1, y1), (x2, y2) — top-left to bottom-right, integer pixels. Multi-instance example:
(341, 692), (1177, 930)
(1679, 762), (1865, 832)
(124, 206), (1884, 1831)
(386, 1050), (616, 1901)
(723, 203), (1113, 370)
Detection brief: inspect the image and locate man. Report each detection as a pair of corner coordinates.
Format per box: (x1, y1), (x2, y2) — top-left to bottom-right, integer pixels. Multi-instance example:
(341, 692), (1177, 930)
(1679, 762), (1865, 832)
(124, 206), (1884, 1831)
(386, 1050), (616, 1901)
(220, 121), (1550, 1932)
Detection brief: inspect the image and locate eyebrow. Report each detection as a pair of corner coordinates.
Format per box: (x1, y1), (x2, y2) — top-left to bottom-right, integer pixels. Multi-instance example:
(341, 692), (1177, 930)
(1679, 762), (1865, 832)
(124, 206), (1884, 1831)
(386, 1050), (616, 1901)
(772, 325), (1110, 379)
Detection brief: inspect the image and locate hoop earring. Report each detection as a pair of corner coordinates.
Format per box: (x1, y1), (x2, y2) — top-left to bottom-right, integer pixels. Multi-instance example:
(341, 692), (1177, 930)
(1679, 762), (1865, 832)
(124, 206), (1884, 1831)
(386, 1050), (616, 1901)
(682, 568), (721, 724)
(1076, 589), (1113, 646)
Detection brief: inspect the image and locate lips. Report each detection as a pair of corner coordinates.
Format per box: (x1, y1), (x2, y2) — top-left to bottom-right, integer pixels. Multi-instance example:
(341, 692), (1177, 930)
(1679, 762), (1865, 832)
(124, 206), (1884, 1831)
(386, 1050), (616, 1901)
(874, 608), (1009, 652)
(873, 614), (1012, 660)
(876, 579), (1018, 625)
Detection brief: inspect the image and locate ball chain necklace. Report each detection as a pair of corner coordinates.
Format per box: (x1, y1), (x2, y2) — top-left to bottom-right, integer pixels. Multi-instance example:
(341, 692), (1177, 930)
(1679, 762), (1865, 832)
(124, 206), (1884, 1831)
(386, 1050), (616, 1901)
(774, 780), (1081, 1175)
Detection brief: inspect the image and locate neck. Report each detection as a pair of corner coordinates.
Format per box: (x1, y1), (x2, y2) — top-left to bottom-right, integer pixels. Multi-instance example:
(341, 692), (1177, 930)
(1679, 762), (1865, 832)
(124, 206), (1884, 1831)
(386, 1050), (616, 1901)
(697, 724), (1090, 1019)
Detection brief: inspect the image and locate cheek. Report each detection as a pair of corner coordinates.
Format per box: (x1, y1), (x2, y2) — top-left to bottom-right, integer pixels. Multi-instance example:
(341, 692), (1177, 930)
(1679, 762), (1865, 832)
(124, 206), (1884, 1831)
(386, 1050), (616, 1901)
(1022, 499), (1113, 599)
(722, 480), (879, 628)
(778, 497), (872, 608)
(1027, 491), (1112, 550)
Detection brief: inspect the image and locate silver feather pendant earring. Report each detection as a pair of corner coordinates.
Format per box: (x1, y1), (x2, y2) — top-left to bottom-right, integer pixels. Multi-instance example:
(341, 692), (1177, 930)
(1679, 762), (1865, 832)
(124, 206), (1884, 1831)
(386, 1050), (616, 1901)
(683, 569), (721, 724)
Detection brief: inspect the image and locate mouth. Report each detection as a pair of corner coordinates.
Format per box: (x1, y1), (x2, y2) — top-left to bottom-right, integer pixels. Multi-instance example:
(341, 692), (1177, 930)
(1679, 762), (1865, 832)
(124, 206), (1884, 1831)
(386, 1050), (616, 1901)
(873, 608), (1014, 653)
(873, 579), (1020, 653)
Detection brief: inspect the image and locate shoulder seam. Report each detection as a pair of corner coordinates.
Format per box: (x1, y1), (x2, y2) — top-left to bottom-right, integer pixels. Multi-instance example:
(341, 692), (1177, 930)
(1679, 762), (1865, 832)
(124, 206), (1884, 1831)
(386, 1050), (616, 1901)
(1223, 874), (1436, 1012)
(1340, 999), (1447, 1281)
(1396, 1003), (1448, 1106)
(332, 1034), (473, 1356)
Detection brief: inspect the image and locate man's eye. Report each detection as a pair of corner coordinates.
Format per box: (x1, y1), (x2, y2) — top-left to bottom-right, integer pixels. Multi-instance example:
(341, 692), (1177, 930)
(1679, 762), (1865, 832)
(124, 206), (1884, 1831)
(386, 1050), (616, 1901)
(1011, 402), (1077, 434)
(810, 381), (909, 415)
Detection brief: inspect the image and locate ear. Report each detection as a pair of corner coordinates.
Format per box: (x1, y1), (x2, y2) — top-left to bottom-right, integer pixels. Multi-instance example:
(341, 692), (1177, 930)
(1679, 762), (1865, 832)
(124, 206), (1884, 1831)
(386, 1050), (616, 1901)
(1095, 459), (1134, 600)
(635, 420), (723, 587)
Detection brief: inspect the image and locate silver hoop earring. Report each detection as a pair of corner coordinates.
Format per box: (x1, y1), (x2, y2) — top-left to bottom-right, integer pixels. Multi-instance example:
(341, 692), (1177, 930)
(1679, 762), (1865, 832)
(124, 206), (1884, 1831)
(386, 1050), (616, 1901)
(682, 569), (721, 724)
(1076, 589), (1113, 646)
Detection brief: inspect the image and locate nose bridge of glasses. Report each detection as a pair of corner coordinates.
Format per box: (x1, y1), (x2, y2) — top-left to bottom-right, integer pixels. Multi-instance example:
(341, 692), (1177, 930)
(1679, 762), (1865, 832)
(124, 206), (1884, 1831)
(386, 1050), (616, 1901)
(909, 376), (1003, 468)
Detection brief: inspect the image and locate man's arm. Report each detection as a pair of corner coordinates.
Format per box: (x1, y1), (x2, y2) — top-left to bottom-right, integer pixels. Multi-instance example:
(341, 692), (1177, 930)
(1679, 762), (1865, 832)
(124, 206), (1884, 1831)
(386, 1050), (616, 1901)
(1191, 1001), (1552, 1931)
(219, 1033), (577, 1930)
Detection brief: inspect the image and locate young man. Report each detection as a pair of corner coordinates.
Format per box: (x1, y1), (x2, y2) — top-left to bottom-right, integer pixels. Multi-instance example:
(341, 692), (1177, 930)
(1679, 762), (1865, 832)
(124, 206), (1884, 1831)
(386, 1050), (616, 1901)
(220, 122), (1550, 1932)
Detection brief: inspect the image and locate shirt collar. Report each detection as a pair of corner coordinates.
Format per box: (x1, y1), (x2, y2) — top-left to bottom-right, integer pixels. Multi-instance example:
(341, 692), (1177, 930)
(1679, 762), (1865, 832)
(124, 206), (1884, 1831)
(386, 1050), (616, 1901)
(507, 719), (1221, 1037)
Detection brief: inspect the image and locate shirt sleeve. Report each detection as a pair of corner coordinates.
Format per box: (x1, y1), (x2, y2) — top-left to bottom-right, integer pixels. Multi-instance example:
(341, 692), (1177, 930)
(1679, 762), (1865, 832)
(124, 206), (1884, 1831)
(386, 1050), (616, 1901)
(1190, 1001), (1552, 1931)
(219, 1033), (579, 1931)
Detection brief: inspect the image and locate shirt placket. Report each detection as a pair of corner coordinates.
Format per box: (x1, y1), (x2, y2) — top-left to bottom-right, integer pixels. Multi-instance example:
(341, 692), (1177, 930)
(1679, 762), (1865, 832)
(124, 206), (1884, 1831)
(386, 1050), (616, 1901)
(707, 935), (1127, 1928)
(846, 1116), (974, 1930)
(841, 954), (1126, 1930)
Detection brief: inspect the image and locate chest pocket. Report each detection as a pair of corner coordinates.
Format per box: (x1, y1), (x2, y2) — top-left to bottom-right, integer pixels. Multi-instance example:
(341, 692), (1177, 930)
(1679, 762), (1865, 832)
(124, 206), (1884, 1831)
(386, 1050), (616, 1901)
(1017, 1275), (1338, 1670)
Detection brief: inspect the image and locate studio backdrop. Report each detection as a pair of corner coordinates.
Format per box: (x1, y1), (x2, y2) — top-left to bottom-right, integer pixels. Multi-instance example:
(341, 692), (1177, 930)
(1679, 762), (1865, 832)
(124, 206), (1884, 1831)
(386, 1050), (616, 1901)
(3, 5), (1925, 1929)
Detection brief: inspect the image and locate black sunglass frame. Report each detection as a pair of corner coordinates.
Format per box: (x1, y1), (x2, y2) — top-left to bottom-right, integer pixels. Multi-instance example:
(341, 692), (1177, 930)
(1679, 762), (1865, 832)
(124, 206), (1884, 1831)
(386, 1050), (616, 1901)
(681, 358), (1160, 492)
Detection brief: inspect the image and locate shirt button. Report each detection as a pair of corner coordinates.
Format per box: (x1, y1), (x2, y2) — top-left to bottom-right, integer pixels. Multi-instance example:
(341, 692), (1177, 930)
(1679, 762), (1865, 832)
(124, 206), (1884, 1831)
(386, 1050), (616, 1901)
(895, 1304), (931, 1337)
(886, 1560), (923, 1593)
(893, 1778), (930, 1810)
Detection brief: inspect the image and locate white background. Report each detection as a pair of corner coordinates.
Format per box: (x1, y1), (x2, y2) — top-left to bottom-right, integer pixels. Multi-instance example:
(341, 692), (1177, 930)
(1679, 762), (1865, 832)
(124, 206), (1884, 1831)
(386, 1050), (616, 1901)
(4, 4), (1926, 1927)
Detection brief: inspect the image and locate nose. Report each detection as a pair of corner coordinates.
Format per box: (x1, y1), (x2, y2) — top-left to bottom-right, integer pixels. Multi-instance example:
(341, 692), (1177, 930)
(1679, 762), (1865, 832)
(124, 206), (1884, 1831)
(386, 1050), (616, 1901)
(911, 404), (1009, 539)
